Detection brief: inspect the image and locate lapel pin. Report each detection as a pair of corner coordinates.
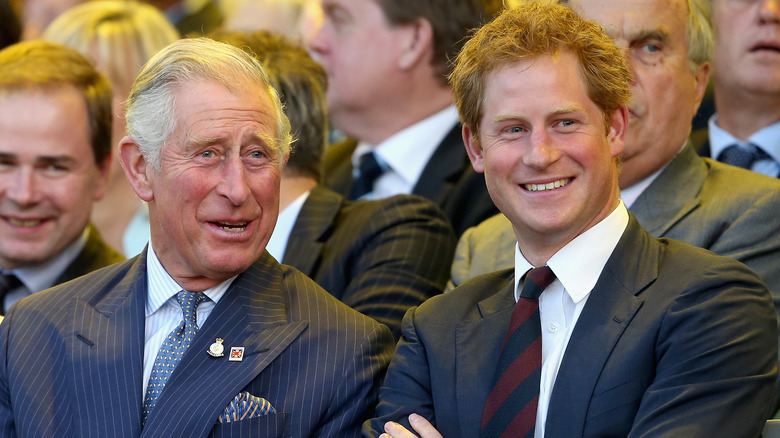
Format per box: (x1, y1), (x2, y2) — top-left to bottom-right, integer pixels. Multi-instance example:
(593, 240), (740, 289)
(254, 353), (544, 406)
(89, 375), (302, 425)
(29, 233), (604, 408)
(229, 346), (245, 362)
(208, 338), (225, 358)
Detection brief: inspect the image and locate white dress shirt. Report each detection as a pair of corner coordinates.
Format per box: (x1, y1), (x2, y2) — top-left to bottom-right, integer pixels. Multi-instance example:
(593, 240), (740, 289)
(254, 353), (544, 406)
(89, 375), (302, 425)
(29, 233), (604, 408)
(351, 106), (460, 199)
(266, 190), (310, 261)
(142, 243), (235, 397)
(709, 115), (780, 178)
(513, 202), (629, 437)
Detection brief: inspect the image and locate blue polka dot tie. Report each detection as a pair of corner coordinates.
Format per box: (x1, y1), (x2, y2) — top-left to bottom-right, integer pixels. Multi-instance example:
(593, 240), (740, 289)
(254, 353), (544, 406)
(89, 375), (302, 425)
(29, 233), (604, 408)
(142, 290), (205, 426)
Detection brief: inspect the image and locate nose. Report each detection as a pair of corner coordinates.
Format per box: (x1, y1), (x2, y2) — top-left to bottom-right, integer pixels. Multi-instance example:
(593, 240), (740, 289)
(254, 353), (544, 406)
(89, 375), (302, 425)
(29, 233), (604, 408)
(523, 130), (561, 169)
(217, 156), (251, 206)
(759, 0), (780, 23)
(5, 167), (39, 206)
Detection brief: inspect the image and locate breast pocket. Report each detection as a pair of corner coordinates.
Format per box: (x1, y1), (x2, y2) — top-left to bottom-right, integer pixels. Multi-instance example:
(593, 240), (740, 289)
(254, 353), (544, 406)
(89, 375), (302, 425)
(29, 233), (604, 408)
(209, 412), (290, 438)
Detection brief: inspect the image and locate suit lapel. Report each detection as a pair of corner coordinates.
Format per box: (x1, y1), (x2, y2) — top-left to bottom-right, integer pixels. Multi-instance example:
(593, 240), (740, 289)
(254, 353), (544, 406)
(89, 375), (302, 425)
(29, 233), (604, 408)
(455, 276), (515, 437)
(630, 144), (706, 237)
(412, 124), (468, 204)
(71, 254), (147, 436)
(282, 186), (343, 276)
(545, 217), (658, 437)
(141, 253), (307, 438)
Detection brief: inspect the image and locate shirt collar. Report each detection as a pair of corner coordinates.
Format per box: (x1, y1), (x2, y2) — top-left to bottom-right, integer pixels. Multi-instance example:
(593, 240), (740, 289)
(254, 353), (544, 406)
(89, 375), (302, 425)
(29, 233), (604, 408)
(266, 190), (310, 261)
(514, 201), (629, 302)
(709, 115), (780, 165)
(145, 242), (234, 317)
(352, 106), (460, 187)
(11, 227), (89, 293)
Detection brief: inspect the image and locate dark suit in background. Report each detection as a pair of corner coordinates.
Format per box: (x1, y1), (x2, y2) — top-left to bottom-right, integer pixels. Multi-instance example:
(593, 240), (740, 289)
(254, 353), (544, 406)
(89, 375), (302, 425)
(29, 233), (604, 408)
(321, 125), (498, 236)
(0, 251), (394, 438)
(365, 216), (777, 438)
(282, 186), (455, 339)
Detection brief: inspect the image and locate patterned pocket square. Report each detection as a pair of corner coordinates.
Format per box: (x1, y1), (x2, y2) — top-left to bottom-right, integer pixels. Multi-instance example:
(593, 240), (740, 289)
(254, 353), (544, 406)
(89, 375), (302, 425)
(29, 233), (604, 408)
(217, 391), (276, 423)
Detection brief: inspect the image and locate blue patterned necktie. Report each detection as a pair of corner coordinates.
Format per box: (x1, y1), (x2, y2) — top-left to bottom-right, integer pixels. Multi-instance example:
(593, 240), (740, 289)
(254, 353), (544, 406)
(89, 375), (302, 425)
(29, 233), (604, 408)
(142, 290), (205, 426)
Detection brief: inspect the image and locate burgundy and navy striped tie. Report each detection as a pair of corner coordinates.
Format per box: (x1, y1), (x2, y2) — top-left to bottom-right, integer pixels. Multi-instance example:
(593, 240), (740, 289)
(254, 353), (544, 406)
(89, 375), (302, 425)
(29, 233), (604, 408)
(480, 266), (556, 438)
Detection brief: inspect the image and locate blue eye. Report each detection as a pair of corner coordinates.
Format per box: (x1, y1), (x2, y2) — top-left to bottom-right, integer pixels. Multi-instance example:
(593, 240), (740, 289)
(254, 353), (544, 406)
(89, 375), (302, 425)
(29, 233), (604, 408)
(200, 151), (214, 158)
(250, 151), (264, 159)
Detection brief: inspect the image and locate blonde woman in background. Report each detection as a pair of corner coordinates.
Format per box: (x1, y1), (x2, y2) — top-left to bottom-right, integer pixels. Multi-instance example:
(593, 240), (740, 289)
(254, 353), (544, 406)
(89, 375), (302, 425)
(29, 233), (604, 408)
(43, 1), (180, 256)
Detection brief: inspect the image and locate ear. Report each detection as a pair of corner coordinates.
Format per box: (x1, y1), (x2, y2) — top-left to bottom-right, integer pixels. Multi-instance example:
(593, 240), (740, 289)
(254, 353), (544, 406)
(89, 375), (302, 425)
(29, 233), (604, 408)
(692, 61), (711, 114)
(607, 106), (629, 158)
(119, 136), (155, 202)
(398, 18), (434, 70)
(462, 124), (485, 173)
(91, 152), (112, 201)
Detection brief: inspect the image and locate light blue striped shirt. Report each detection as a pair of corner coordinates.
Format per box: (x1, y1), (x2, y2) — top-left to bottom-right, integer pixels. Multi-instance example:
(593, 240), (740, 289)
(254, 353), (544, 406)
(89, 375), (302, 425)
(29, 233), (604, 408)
(142, 244), (235, 397)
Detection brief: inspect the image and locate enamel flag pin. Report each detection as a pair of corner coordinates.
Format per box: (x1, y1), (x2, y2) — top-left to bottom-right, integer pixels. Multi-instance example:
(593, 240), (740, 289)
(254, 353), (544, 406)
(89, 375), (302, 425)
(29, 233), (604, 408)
(229, 347), (245, 362)
(208, 338), (225, 358)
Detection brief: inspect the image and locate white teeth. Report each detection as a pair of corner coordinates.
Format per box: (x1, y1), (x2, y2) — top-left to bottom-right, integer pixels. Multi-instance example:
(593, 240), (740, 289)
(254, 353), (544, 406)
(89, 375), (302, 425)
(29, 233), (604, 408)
(524, 178), (571, 192)
(8, 218), (43, 227)
(216, 222), (247, 232)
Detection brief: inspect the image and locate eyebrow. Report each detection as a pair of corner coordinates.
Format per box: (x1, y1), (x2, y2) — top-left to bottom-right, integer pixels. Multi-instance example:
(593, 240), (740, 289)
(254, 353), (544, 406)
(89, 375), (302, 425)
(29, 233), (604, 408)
(188, 132), (281, 153)
(0, 153), (77, 164)
(490, 105), (587, 124)
(625, 28), (670, 45)
(37, 156), (78, 166)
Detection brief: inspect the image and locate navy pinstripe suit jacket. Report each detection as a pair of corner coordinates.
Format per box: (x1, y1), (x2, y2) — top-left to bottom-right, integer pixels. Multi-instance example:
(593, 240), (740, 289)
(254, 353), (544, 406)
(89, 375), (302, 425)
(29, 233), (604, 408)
(0, 251), (395, 437)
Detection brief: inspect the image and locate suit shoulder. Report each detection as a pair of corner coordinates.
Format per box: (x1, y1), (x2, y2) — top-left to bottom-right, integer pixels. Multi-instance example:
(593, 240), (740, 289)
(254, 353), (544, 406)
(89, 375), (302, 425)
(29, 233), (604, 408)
(279, 263), (393, 334)
(322, 137), (358, 174)
(702, 157), (780, 194)
(10, 258), (138, 317)
(414, 269), (514, 322)
(342, 194), (451, 227)
(655, 236), (766, 289)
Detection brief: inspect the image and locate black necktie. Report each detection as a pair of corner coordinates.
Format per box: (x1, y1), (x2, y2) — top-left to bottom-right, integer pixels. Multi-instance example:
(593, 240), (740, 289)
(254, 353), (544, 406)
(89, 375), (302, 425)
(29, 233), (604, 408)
(350, 152), (384, 200)
(0, 273), (22, 316)
(718, 144), (769, 170)
(481, 266), (556, 438)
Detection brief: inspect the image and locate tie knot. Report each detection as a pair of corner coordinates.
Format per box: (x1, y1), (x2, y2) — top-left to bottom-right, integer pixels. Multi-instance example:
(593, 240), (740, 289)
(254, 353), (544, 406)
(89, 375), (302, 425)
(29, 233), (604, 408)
(718, 144), (769, 169)
(0, 273), (22, 292)
(350, 152), (386, 200)
(176, 290), (205, 322)
(520, 266), (555, 299)
(357, 152), (384, 180)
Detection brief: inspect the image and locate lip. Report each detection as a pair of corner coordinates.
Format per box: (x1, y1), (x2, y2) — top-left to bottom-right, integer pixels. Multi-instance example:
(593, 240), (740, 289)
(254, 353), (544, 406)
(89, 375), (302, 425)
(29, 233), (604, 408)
(206, 219), (256, 239)
(749, 39), (780, 53)
(0, 215), (52, 234)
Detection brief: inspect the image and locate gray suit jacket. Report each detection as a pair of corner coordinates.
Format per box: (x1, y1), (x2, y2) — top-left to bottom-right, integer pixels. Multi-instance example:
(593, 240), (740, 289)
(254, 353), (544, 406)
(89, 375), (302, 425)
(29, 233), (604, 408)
(282, 186), (456, 339)
(0, 251), (394, 437)
(367, 216), (777, 437)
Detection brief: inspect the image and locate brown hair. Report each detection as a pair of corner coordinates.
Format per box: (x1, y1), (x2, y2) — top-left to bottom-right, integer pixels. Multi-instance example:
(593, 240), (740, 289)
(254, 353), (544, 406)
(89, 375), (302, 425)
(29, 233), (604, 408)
(450, 2), (631, 138)
(0, 40), (113, 165)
